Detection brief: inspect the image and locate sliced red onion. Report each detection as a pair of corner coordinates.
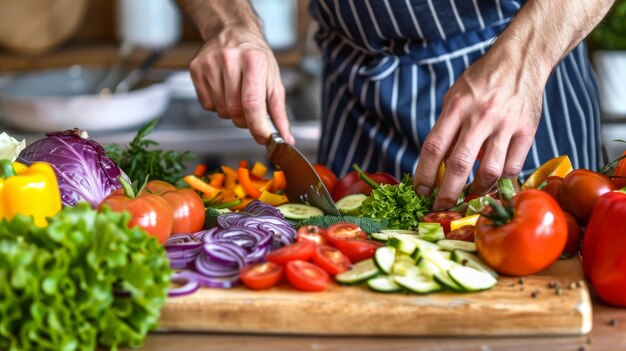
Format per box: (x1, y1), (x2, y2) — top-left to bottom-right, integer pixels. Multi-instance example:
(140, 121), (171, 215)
(244, 200), (284, 218)
(233, 215), (291, 228)
(217, 212), (251, 228)
(195, 253), (240, 277)
(168, 257), (196, 270)
(203, 242), (247, 267)
(245, 244), (272, 264)
(258, 222), (297, 246)
(169, 272), (201, 297)
(175, 270), (240, 289)
(204, 226), (272, 248)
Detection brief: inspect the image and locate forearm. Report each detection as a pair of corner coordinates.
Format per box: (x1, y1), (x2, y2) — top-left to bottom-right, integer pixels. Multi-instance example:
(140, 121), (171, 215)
(490, 0), (615, 82)
(176, 0), (262, 42)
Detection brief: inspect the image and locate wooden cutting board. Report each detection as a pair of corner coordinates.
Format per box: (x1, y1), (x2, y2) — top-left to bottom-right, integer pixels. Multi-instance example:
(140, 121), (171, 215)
(158, 258), (591, 336)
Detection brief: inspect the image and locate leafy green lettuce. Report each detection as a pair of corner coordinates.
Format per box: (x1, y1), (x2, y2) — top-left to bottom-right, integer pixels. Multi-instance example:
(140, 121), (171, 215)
(0, 203), (171, 351)
(360, 175), (433, 230)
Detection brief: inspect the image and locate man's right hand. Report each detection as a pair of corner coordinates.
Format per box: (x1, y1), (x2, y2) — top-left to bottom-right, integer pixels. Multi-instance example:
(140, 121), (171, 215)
(178, 0), (294, 145)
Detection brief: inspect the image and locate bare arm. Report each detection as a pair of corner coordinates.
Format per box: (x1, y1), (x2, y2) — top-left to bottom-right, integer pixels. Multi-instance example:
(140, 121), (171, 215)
(414, 0), (615, 210)
(176, 0), (294, 145)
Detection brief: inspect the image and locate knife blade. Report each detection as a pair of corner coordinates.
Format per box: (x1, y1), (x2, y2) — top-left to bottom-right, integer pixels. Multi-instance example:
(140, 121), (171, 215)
(266, 133), (340, 216)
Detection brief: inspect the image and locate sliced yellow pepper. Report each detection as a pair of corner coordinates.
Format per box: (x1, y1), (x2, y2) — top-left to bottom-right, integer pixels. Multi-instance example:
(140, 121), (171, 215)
(258, 190), (289, 206)
(0, 160), (62, 227)
(450, 214), (480, 232)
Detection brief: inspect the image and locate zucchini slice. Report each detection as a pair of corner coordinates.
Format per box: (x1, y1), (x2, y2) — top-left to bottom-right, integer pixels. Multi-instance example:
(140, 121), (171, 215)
(448, 266), (498, 291)
(335, 258), (380, 285)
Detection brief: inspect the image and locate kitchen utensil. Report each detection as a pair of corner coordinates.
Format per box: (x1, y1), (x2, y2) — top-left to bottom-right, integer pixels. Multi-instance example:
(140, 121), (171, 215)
(266, 133), (340, 215)
(0, 66), (169, 132)
(117, 0), (182, 49)
(0, 0), (88, 55)
(95, 41), (135, 95)
(115, 49), (164, 94)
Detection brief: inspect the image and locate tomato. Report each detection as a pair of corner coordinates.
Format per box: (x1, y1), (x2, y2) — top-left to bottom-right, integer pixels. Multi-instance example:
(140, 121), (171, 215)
(613, 151), (626, 188)
(475, 189), (567, 276)
(541, 176), (564, 202)
(560, 169), (617, 226)
(325, 223), (367, 245)
(265, 241), (315, 265)
(332, 239), (383, 263)
(445, 225), (475, 242)
(332, 170), (398, 202)
(562, 212), (581, 257)
(296, 225), (328, 245)
(239, 261), (284, 290)
(99, 193), (173, 244)
(146, 180), (206, 235)
(312, 164), (338, 195)
(311, 245), (351, 276)
(423, 211), (463, 234)
(464, 193), (480, 202)
(285, 260), (330, 292)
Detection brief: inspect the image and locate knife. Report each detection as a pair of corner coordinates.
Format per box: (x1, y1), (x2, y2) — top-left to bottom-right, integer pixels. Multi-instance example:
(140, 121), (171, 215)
(266, 133), (341, 216)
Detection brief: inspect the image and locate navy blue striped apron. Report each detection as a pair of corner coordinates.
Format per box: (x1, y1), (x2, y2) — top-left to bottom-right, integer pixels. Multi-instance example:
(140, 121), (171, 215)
(309, 0), (602, 182)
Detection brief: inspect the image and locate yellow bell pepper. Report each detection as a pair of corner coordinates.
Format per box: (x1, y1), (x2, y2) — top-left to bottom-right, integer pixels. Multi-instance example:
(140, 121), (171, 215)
(0, 160), (62, 227)
(450, 214), (480, 232)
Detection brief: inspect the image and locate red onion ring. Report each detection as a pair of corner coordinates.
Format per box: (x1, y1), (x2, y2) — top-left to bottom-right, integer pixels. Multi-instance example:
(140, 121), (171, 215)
(169, 272), (201, 297)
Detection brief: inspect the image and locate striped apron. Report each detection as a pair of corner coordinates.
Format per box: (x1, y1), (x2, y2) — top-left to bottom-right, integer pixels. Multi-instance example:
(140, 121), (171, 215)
(309, 0), (602, 182)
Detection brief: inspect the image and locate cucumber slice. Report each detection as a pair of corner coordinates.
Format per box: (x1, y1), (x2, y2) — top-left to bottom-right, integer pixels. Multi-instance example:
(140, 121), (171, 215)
(422, 250), (456, 271)
(452, 250), (499, 279)
(277, 203), (324, 220)
(417, 257), (439, 278)
(434, 271), (465, 292)
(335, 193), (368, 215)
(367, 275), (402, 293)
(370, 232), (389, 242)
(374, 246), (396, 274)
(387, 236), (418, 255)
(391, 255), (419, 276)
(380, 229), (420, 235)
(394, 276), (442, 294)
(418, 222), (445, 242)
(335, 258), (380, 285)
(448, 266), (498, 291)
(437, 239), (477, 253)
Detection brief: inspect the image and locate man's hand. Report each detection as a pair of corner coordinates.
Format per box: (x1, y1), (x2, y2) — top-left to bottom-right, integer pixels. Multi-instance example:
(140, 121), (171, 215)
(177, 0), (294, 145)
(414, 0), (615, 210)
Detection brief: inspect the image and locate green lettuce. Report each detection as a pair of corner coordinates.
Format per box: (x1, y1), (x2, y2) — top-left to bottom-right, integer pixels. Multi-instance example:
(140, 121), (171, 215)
(360, 175), (433, 230)
(0, 203), (172, 351)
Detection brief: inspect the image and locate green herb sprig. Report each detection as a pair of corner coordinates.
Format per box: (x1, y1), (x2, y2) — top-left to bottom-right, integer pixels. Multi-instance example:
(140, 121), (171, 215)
(106, 118), (193, 185)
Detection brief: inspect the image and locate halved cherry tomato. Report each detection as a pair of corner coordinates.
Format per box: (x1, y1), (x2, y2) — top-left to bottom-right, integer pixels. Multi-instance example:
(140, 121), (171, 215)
(239, 261), (284, 290)
(423, 211), (463, 234)
(325, 223), (367, 246)
(332, 239), (383, 263)
(296, 225), (328, 245)
(285, 260), (330, 292)
(562, 212), (581, 257)
(312, 245), (351, 276)
(265, 241), (315, 265)
(313, 164), (338, 195)
(445, 225), (475, 242)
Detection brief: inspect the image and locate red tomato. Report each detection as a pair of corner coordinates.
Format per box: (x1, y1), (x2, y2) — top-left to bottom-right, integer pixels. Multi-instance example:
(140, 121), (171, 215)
(239, 261), (284, 290)
(464, 193), (480, 202)
(311, 245), (351, 276)
(296, 225), (328, 245)
(541, 176), (564, 202)
(475, 189), (567, 276)
(313, 164), (338, 195)
(146, 180), (206, 235)
(99, 193), (173, 244)
(560, 169), (617, 226)
(445, 225), (475, 242)
(332, 239), (383, 263)
(562, 212), (581, 257)
(423, 211), (463, 234)
(325, 223), (367, 246)
(332, 170), (398, 202)
(285, 260), (330, 292)
(613, 151), (626, 188)
(265, 241), (315, 265)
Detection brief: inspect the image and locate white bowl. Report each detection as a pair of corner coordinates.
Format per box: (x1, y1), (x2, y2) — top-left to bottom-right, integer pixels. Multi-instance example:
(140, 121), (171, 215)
(0, 65), (170, 132)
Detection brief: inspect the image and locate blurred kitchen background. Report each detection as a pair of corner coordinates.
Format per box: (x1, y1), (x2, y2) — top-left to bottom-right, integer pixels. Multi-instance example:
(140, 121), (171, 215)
(0, 0), (321, 169)
(0, 0), (624, 169)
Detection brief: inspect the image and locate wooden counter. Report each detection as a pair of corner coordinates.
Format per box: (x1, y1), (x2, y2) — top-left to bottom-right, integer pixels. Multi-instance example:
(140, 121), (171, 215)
(137, 298), (625, 351)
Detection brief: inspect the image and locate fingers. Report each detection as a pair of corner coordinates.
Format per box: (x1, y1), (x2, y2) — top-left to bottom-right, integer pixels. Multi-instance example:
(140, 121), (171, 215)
(470, 133), (509, 195)
(503, 131), (534, 178)
(242, 51), (272, 144)
(268, 85), (295, 145)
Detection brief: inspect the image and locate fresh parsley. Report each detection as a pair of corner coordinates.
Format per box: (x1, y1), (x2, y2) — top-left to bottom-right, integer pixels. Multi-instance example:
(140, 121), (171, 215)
(106, 119), (193, 185)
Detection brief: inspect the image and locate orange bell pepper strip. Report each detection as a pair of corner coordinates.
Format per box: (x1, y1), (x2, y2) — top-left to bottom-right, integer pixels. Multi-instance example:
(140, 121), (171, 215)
(250, 161), (268, 179)
(238, 162), (261, 199)
(258, 190), (289, 206)
(208, 172), (225, 188)
(193, 164), (207, 177)
(230, 197), (254, 211)
(184, 175), (220, 198)
(259, 179), (274, 193)
(221, 165), (238, 190)
(272, 170), (287, 192)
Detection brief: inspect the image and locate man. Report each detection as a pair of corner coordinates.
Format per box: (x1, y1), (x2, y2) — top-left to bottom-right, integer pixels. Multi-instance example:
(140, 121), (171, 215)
(176, 0), (614, 210)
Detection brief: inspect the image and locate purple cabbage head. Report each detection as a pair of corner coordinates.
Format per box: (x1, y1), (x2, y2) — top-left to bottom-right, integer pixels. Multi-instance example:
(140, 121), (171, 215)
(18, 129), (123, 207)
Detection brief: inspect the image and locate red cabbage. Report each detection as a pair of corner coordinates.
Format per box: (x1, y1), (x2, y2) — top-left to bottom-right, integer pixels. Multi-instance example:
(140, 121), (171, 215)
(17, 129), (123, 207)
